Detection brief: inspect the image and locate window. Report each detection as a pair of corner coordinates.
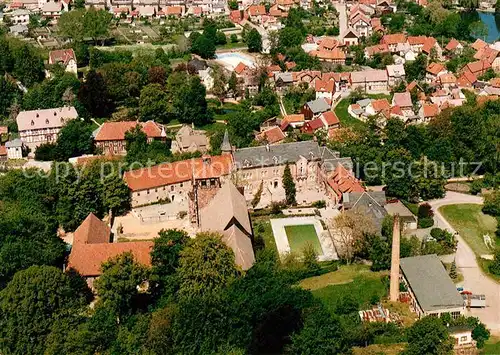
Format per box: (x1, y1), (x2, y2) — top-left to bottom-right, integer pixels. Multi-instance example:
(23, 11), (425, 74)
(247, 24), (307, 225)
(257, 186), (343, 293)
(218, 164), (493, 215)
(171, 185), (174, 191)
(147, 190), (150, 195)
(460, 336), (468, 342)
(180, 183), (183, 188)
(451, 311), (461, 320)
(31, 120), (34, 126)
(45, 119), (49, 124)
(137, 192), (140, 196)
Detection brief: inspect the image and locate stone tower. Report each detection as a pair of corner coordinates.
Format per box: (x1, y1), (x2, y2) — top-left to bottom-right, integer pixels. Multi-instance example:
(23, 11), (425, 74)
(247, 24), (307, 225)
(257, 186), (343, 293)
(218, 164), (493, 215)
(389, 214), (401, 302)
(221, 129), (232, 154)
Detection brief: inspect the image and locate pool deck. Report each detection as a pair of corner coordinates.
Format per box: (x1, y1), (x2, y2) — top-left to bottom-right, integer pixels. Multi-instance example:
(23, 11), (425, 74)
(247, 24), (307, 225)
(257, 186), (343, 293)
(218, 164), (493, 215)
(270, 216), (338, 261)
(214, 51), (257, 71)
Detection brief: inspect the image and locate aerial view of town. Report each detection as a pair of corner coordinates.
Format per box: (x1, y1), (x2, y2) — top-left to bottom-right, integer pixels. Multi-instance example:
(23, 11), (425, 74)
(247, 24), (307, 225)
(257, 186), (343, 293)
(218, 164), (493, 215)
(0, 0), (500, 352)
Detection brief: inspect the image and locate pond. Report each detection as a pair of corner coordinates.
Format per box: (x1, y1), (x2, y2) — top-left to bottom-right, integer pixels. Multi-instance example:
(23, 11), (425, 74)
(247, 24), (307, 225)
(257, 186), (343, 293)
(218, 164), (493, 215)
(477, 11), (500, 43)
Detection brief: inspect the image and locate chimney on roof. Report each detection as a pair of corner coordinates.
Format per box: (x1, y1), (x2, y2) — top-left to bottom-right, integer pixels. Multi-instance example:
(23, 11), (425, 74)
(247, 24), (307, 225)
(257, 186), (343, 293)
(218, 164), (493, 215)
(389, 214), (401, 302)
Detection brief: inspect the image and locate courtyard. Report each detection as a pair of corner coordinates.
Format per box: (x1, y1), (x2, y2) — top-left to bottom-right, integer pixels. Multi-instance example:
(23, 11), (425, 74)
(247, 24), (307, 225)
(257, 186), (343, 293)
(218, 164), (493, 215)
(270, 216), (338, 261)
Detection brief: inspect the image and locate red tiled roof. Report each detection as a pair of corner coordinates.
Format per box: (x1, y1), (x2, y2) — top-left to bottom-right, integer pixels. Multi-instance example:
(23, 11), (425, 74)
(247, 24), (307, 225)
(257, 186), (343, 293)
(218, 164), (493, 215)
(473, 46), (499, 64)
(320, 111), (339, 126)
(327, 164), (364, 198)
(283, 114), (305, 123)
(303, 118), (325, 132)
(438, 73), (456, 84)
(422, 103), (439, 118)
(490, 77), (500, 87)
(310, 48), (346, 61)
(49, 49), (76, 66)
(166, 6), (183, 15)
(73, 213), (110, 244)
(365, 43), (389, 56)
(123, 155), (233, 191)
(257, 126), (285, 144)
(381, 33), (406, 45)
(234, 62), (248, 74)
(471, 38), (488, 51)
(426, 62), (445, 76)
(371, 99), (390, 112)
(457, 71), (477, 87)
(318, 37), (339, 50)
(285, 61), (296, 70)
(464, 60), (491, 75)
(68, 241), (153, 277)
(247, 4), (266, 16)
(407, 36), (428, 45)
(422, 37), (436, 54)
(390, 105), (404, 116)
(392, 92), (412, 107)
(445, 38), (461, 51)
(315, 79), (335, 93)
(0, 146), (6, 156)
(95, 121), (163, 142)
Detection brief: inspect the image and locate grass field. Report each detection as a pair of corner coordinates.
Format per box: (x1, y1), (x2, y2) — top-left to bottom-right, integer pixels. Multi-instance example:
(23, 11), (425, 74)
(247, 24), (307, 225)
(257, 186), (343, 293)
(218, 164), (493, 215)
(334, 94), (391, 130)
(300, 264), (388, 313)
(284, 224), (322, 255)
(439, 204), (498, 256)
(482, 336), (500, 354)
(334, 98), (367, 129)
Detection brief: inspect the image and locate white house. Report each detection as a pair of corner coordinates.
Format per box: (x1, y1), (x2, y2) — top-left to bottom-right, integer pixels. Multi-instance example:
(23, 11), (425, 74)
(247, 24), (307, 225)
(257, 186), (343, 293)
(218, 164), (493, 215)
(5, 139), (25, 159)
(198, 67), (214, 91)
(8, 9), (30, 25)
(49, 49), (78, 75)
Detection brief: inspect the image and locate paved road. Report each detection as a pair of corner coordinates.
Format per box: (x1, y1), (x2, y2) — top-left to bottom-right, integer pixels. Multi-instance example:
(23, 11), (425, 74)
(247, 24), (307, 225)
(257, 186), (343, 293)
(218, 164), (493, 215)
(428, 192), (500, 334)
(334, 3), (347, 38)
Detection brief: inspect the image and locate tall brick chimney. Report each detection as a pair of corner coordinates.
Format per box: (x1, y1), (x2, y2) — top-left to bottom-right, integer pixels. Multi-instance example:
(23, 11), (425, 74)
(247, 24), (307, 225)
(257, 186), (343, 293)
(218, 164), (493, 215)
(389, 214), (401, 302)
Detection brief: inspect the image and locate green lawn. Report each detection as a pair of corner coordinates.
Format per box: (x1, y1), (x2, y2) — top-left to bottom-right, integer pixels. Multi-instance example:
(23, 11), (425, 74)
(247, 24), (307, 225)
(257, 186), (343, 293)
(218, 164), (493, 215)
(334, 98), (366, 130)
(439, 204), (498, 256)
(304, 265), (388, 314)
(284, 224), (322, 255)
(481, 336), (500, 354)
(334, 94), (391, 130)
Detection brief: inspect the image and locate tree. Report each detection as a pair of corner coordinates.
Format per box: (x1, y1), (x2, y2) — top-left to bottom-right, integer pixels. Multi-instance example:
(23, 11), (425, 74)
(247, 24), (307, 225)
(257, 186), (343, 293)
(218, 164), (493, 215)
(173, 76), (211, 126)
(368, 235), (391, 271)
(53, 120), (94, 161)
(211, 66), (227, 102)
(496, 0), (500, 13)
(192, 35), (216, 59)
(148, 66), (167, 85)
(247, 29), (263, 53)
(302, 242), (320, 273)
(94, 252), (150, 318)
(177, 232), (239, 299)
(78, 69), (112, 117)
(230, 34), (238, 43)
(404, 54), (428, 82)
(287, 308), (348, 355)
(58, 10), (85, 42)
(0, 75), (19, 117)
(331, 209), (377, 262)
(405, 316), (454, 355)
(139, 84), (169, 122)
(449, 260), (458, 279)
(82, 8), (113, 45)
(282, 163), (297, 206)
(228, 0), (238, 9)
(228, 71), (239, 96)
(12, 44), (44, 87)
(469, 21), (488, 40)
(0, 266), (87, 355)
(483, 190), (500, 217)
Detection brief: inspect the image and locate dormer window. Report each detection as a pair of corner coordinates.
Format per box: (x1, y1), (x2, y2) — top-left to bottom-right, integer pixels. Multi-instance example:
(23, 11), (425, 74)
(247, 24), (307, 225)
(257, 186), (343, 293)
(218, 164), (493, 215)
(244, 159), (251, 167)
(36, 113), (39, 118)
(272, 156), (278, 164)
(60, 118), (64, 123)
(45, 119), (49, 124)
(31, 120), (34, 126)
(53, 112), (57, 116)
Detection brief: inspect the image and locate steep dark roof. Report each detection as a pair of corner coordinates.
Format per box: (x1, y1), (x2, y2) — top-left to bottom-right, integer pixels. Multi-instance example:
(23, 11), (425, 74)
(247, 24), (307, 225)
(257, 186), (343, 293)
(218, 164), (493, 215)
(400, 255), (464, 313)
(234, 141), (341, 168)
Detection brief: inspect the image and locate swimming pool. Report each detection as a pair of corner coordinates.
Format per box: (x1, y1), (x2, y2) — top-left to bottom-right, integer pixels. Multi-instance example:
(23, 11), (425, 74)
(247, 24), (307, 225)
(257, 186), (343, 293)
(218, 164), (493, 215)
(215, 52), (256, 70)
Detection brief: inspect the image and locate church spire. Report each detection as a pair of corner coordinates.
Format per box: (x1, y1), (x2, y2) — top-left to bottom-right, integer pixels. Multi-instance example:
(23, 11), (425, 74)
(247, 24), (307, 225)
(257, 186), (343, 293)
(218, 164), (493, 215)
(221, 129), (232, 154)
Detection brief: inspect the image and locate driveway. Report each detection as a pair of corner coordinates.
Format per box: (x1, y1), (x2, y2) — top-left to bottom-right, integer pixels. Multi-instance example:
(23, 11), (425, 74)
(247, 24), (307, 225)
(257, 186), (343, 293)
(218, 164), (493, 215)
(334, 3), (347, 37)
(427, 192), (500, 333)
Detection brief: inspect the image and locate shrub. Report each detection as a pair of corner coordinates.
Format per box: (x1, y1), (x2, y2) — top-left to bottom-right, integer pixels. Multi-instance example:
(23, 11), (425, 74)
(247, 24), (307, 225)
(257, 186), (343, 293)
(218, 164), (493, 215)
(418, 216), (434, 228)
(302, 242), (320, 273)
(34, 142), (57, 161)
(417, 203), (434, 219)
(335, 297), (359, 315)
(251, 181), (263, 208)
(311, 200), (326, 208)
(470, 179), (483, 195)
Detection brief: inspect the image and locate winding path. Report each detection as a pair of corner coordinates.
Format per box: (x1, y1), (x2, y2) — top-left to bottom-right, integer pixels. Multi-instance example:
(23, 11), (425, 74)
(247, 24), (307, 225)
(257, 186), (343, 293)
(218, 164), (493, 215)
(427, 192), (500, 333)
